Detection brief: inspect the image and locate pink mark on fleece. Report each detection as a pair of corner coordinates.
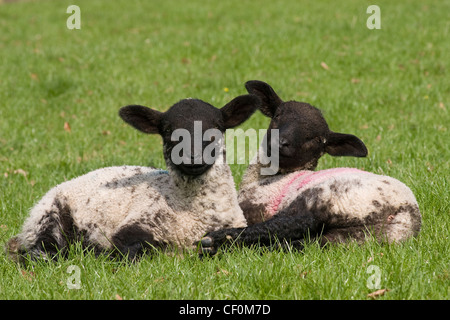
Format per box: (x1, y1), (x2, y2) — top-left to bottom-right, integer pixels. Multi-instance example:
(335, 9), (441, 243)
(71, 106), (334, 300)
(268, 168), (364, 215)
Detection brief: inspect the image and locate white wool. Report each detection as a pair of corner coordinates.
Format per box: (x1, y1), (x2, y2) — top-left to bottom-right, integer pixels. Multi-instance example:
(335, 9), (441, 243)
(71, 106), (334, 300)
(238, 150), (421, 243)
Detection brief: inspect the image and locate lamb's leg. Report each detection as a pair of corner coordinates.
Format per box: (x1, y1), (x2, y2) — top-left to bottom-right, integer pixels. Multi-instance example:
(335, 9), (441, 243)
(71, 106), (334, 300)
(7, 198), (77, 263)
(111, 223), (166, 260)
(200, 210), (324, 255)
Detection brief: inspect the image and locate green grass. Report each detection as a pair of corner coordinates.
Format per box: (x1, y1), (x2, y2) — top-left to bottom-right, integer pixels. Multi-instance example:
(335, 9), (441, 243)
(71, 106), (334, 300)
(0, 0), (448, 300)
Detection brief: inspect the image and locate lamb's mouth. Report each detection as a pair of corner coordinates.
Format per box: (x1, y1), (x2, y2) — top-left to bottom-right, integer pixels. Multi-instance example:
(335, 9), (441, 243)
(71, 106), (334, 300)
(177, 163), (211, 176)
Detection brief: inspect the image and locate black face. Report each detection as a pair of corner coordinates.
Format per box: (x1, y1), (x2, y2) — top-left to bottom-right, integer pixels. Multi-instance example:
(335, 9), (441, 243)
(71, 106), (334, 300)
(119, 93), (260, 177)
(160, 100), (224, 176)
(245, 80), (368, 172)
(265, 101), (330, 171)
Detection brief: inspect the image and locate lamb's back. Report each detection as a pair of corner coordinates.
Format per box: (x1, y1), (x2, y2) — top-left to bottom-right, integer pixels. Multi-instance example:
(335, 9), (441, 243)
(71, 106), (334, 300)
(239, 168), (420, 242)
(277, 169), (421, 242)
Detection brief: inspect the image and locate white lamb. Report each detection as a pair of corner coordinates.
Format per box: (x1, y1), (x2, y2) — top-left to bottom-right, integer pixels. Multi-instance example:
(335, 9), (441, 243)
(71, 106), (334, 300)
(7, 94), (260, 262)
(200, 81), (421, 254)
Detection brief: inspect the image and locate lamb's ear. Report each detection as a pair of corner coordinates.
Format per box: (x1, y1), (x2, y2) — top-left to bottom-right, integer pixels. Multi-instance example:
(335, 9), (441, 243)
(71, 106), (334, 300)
(119, 105), (162, 134)
(325, 131), (368, 157)
(220, 94), (260, 129)
(245, 80), (283, 118)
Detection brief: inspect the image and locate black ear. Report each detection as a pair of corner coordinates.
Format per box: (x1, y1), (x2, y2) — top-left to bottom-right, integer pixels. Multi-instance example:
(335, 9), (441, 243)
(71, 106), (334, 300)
(245, 80), (283, 118)
(325, 131), (368, 157)
(119, 105), (162, 134)
(220, 94), (260, 129)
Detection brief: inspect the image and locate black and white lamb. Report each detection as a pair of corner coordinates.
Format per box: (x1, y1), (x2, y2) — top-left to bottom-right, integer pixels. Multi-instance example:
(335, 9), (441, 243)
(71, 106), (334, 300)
(7, 94), (260, 262)
(200, 80), (421, 254)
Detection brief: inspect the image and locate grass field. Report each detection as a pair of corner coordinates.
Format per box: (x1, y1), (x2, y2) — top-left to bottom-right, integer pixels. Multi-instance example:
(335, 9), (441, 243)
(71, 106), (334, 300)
(0, 0), (448, 300)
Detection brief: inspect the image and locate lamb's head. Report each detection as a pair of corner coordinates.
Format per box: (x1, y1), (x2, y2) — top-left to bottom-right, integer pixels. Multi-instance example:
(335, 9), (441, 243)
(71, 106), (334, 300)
(119, 95), (260, 176)
(245, 80), (368, 172)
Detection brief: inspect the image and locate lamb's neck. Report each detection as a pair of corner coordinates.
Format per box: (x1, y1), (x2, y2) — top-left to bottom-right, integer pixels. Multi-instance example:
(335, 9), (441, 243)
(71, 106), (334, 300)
(168, 160), (240, 212)
(240, 147), (317, 189)
(239, 149), (282, 189)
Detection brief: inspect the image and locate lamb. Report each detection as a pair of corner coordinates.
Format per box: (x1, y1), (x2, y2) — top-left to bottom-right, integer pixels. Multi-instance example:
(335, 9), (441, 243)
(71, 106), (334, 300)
(7, 94), (260, 262)
(200, 80), (421, 254)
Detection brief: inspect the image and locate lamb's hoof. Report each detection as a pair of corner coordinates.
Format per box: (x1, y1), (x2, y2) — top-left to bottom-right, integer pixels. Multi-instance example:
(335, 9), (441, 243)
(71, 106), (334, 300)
(198, 236), (217, 257)
(197, 230), (238, 258)
(201, 236), (213, 247)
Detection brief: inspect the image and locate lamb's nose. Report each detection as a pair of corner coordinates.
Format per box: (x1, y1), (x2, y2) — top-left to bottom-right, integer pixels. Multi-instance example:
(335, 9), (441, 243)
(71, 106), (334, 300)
(191, 154), (203, 165)
(279, 137), (289, 148)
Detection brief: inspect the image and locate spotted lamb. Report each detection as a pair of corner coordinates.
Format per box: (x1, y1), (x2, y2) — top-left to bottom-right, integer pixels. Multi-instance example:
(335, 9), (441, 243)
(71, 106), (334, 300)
(200, 80), (421, 254)
(7, 94), (260, 262)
